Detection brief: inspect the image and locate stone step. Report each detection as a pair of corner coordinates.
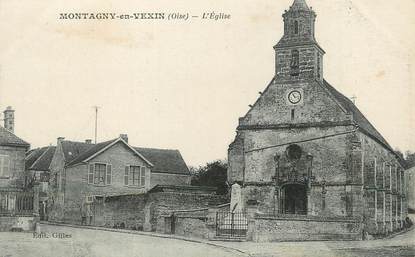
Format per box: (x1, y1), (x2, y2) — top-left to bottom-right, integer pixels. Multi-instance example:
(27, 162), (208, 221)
(210, 236), (247, 242)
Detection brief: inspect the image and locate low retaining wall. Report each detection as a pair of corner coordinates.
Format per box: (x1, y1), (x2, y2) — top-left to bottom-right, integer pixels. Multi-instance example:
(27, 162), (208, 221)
(173, 216), (210, 239)
(157, 209), (210, 236)
(250, 214), (363, 242)
(0, 215), (38, 232)
(101, 186), (228, 232)
(103, 195), (146, 230)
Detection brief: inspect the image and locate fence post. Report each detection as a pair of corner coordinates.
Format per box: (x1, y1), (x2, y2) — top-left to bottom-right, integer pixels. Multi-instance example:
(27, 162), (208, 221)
(231, 212), (235, 237)
(245, 200), (258, 241)
(33, 186), (40, 217)
(207, 207), (218, 239)
(143, 202), (152, 232)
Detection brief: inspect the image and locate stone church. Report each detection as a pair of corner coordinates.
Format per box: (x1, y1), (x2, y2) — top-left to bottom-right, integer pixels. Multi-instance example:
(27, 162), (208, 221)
(228, 0), (408, 239)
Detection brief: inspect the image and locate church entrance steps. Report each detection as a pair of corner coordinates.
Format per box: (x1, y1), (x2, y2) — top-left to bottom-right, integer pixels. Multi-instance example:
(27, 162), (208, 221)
(210, 236), (247, 242)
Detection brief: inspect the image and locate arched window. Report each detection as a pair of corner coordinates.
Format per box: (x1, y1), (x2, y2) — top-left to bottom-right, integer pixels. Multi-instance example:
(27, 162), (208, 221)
(294, 20), (299, 34)
(290, 50), (300, 76)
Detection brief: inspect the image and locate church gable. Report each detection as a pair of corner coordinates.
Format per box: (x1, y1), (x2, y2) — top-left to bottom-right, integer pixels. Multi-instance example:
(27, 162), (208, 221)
(237, 0), (352, 128)
(240, 79), (349, 127)
(226, 0), (408, 240)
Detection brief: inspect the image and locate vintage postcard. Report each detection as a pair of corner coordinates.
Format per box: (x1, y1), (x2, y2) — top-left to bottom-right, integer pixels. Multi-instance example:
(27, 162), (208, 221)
(0, 0), (414, 256)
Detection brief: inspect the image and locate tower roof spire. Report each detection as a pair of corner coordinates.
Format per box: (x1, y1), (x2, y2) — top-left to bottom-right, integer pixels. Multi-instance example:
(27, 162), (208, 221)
(290, 0), (310, 11)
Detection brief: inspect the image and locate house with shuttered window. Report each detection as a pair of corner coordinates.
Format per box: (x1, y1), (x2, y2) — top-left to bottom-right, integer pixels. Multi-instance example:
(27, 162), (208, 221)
(0, 107), (29, 189)
(0, 106), (36, 232)
(46, 134), (191, 224)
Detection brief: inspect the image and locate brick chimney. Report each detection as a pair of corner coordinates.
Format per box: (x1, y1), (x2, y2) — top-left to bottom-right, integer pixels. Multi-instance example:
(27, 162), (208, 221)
(85, 139), (92, 144)
(119, 134), (128, 143)
(3, 106), (15, 133)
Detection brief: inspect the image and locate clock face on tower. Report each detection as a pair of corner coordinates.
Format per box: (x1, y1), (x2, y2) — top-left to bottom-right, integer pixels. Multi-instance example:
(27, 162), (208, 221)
(288, 90), (302, 104)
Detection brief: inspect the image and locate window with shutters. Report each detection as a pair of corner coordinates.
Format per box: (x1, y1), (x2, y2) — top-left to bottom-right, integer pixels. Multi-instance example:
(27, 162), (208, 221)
(124, 166), (129, 186)
(87, 163), (112, 185)
(106, 165), (112, 185)
(130, 166), (140, 186)
(94, 164), (106, 185)
(140, 167), (146, 187)
(0, 155), (10, 177)
(125, 165), (146, 187)
(88, 165), (94, 184)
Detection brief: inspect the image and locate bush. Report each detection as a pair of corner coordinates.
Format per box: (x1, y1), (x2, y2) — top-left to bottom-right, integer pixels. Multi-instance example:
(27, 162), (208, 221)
(191, 160), (229, 195)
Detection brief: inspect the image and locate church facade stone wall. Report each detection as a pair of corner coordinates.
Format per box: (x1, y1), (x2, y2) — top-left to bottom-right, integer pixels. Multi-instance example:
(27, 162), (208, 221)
(227, 0), (408, 241)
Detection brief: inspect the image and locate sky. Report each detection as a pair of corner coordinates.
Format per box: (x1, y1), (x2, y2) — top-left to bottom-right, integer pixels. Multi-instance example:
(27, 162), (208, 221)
(0, 0), (414, 167)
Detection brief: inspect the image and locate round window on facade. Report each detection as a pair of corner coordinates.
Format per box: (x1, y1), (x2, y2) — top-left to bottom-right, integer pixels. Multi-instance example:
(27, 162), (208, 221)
(286, 144), (302, 160)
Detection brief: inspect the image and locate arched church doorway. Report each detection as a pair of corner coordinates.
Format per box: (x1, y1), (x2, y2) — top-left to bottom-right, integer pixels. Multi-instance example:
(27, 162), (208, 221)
(281, 184), (307, 215)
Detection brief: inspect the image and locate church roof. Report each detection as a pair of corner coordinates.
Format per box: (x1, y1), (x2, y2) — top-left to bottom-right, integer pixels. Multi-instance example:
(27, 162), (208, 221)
(290, 0), (310, 11)
(0, 126), (30, 148)
(323, 80), (395, 154)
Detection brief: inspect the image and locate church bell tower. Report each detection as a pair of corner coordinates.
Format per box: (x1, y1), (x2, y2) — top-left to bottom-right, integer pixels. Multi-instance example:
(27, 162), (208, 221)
(274, 0), (324, 82)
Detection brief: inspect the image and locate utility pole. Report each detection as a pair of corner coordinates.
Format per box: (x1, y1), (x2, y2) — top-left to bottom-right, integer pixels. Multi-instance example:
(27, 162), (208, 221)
(92, 106), (101, 143)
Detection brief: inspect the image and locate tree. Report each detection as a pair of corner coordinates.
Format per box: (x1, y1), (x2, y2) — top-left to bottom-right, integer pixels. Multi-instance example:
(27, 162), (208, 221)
(191, 160), (229, 195)
(188, 166), (199, 176)
(394, 149), (415, 168)
(395, 149), (405, 160)
(405, 151), (415, 168)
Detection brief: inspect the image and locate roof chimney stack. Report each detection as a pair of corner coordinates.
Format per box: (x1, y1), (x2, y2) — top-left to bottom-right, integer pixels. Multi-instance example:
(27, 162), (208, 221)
(3, 106), (15, 133)
(57, 137), (65, 144)
(85, 139), (92, 144)
(119, 134), (128, 143)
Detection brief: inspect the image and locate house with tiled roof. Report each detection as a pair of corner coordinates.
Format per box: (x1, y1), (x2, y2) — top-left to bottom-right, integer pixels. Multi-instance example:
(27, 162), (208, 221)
(25, 145), (56, 220)
(25, 146), (56, 183)
(45, 134), (191, 224)
(227, 0), (408, 241)
(0, 106), (36, 232)
(0, 107), (30, 189)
